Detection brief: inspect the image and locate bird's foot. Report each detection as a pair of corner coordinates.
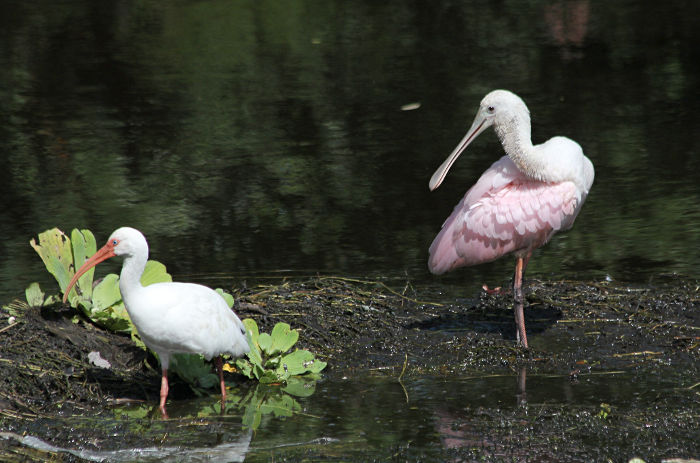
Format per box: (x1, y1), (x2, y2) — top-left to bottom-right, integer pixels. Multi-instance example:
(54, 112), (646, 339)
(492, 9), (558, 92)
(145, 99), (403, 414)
(481, 284), (502, 295)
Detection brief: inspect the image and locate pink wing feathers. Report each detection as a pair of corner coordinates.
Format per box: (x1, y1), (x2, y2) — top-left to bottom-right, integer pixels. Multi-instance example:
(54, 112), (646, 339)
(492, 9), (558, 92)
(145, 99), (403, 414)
(428, 156), (582, 275)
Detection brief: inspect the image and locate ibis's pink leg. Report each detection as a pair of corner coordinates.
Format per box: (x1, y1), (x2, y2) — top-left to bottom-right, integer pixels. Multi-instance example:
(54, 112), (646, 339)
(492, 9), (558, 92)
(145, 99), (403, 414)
(513, 254), (530, 349)
(159, 369), (169, 418)
(215, 356), (227, 409)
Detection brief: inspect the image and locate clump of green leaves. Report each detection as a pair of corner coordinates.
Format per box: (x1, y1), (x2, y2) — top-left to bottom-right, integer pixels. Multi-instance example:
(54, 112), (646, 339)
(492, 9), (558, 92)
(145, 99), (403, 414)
(28, 228), (171, 337)
(597, 402), (612, 420)
(27, 227), (242, 393)
(235, 319), (327, 384)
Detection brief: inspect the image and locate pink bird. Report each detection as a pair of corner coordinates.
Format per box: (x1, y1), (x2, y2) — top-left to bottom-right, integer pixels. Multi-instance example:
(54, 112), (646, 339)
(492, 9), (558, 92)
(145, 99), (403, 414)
(63, 227), (250, 417)
(428, 90), (594, 348)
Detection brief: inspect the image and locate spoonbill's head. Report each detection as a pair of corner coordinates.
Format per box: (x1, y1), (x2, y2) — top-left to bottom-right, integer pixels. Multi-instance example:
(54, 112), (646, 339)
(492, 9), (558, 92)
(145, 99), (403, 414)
(429, 89), (530, 191)
(62, 227), (148, 303)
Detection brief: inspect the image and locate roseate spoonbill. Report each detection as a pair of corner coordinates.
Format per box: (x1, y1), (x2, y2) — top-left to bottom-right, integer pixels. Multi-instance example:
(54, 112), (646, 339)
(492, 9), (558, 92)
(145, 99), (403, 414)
(428, 90), (594, 348)
(63, 227), (249, 416)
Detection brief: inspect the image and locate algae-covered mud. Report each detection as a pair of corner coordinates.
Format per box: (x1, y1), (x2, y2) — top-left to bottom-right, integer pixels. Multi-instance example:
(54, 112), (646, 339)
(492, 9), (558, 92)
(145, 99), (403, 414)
(1, 276), (698, 461)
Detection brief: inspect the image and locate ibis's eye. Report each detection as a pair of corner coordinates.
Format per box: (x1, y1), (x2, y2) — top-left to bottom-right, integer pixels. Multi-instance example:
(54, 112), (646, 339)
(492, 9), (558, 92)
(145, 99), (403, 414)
(112, 239), (118, 246)
(487, 105), (495, 113)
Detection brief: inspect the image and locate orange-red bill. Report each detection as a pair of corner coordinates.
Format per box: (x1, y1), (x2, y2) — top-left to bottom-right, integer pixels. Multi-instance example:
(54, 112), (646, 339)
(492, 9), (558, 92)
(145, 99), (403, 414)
(62, 242), (117, 303)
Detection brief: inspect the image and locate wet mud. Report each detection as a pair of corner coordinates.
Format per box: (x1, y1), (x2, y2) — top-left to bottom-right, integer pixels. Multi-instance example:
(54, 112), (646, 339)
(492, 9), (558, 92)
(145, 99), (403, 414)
(1, 275), (698, 461)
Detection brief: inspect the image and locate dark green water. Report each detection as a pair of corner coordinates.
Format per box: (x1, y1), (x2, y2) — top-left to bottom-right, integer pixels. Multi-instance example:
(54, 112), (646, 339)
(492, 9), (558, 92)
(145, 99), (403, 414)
(1, 0), (699, 303)
(6, 370), (697, 461)
(1, 2), (699, 460)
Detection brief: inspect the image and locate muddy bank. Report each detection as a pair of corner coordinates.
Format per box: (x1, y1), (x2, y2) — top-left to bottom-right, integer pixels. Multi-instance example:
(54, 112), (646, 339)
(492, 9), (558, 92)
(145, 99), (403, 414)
(235, 276), (699, 375)
(0, 276), (698, 461)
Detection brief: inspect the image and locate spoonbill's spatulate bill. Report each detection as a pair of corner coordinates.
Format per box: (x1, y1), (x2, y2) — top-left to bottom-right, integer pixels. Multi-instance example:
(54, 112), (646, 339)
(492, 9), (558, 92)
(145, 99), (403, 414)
(428, 90), (594, 348)
(63, 227), (250, 416)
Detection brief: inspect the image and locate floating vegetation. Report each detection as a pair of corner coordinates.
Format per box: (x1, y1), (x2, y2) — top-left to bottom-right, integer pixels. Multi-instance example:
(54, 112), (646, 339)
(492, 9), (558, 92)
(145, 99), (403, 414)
(26, 228), (172, 336)
(7, 227), (329, 398)
(234, 319), (327, 384)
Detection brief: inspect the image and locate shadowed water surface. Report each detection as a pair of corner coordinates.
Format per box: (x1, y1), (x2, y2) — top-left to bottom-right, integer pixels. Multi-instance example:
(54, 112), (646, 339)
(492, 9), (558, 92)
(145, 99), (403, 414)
(0, 0), (699, 302)
(3, 370), (697, 461)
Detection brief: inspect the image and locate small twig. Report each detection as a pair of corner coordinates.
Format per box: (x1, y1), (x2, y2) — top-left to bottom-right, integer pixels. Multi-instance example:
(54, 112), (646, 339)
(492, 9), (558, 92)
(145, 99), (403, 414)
(397, 353), (409, 404)
(316, 276), (444, 306)
(0, 322), (19, 334)
(611, 351), (662, 358)
(557, 318), (623, 324)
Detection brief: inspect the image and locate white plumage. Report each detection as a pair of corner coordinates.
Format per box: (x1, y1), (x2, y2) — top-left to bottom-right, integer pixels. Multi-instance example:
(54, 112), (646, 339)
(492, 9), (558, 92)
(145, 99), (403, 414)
(64, 227), (249, 416)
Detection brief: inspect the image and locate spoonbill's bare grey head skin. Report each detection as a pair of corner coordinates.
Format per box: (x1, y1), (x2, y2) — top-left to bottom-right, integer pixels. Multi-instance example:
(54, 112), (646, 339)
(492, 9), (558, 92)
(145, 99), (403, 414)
(479, 90), (531, 144)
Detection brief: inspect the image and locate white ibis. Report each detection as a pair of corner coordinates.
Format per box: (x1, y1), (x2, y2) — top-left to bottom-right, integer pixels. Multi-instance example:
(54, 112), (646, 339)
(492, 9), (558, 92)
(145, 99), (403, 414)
(428, 90), (594, 348)
(63, 227), (249, 416)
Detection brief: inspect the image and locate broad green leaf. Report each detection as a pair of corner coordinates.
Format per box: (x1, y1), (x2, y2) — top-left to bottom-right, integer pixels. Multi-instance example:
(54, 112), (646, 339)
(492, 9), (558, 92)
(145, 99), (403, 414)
(268, 323), (299, 356)
(258, 369), (282, 384)
(258, 332), (273, 354)
(197, 372), (219, 389)
(277, 349), (325, 376)
(243, 318), (259, 342)
(70, 229), (96, 299)
(30, 228), (73, 292)
(253, 363), (265, 380)
(140, 260), (172, 285)
(242, 318), (261, 354)
(234, 359), (254, 379)
(25, 283), (45, 307)
(109, 302), (131, 328)
(77, 299), (93, 314)
(265, 356), (280, 369)
(92, 274), (121, 311)
(170, 353), (218, 394)
(215, 288), (234, 308)
(92, 308), (132, 333)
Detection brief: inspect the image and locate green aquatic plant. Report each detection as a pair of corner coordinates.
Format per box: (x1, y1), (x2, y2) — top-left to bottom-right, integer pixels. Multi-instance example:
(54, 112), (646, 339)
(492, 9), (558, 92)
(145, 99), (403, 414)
(24, 227), (242, 394)
(28, 227), (172, 335)
(597, 402), (612, 420)
(112, 380), (316, 428)
(234, 318), (327, 384)
(234, 380), (316, 430)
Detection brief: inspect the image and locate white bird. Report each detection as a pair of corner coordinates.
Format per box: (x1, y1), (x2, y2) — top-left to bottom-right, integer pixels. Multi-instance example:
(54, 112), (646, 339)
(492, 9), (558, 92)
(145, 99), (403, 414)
(428, 90), (594, 348)
(63, 227), (250, 416)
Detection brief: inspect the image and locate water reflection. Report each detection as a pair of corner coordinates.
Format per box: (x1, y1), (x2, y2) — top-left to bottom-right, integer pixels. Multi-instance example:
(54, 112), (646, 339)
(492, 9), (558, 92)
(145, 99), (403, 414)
(1, 0), (700, 305)
(3, 370), (693, 460)
(543, 1), (590, 60)
(433, 369), (529, 459)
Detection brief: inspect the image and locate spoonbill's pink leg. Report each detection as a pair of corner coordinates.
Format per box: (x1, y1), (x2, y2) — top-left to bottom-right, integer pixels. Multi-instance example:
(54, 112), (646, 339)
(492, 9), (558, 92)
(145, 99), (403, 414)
(513, 253), (531, 348)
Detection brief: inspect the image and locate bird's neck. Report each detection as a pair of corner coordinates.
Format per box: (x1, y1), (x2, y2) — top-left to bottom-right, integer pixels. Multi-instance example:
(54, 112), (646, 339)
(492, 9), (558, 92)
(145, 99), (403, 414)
(119, 254), (147, 303)
(495, 114), (545, 181)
